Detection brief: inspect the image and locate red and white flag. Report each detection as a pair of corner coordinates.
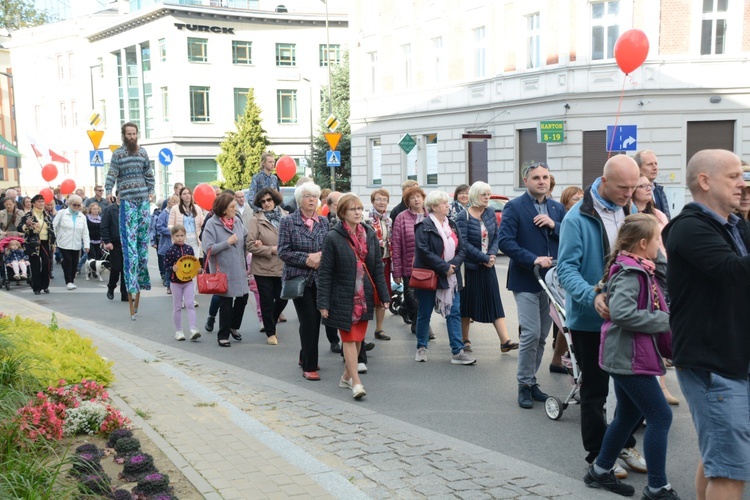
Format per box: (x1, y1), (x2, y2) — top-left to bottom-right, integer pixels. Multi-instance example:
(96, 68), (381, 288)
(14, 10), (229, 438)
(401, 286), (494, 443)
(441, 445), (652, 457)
(27, 133), (70, 163)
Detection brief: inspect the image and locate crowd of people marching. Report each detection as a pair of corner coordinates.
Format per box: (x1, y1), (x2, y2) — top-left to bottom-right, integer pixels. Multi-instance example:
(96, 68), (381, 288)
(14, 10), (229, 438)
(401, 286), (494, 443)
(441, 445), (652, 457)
(2, 147), (750, 500)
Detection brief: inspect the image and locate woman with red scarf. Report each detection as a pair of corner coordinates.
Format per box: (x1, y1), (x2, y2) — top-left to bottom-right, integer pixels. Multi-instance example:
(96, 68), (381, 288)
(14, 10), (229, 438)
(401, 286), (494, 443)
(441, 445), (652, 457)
(318, 193), (390, 399)
(201, 193), (249, 347)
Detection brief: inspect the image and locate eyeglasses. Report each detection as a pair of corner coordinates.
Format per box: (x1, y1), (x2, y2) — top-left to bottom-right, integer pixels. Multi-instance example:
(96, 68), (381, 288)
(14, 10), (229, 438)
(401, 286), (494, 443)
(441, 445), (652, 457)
(636, 183), (654, 190)
(524, 162), (550, 176)
(70, 203), (81, 207)
(373, 197), (388, 203)
(302, 194), (318, 199)
(260, 197), (273, 204)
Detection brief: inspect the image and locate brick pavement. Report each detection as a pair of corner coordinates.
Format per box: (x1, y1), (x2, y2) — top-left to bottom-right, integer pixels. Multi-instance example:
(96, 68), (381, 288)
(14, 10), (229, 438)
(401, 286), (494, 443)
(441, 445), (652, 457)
(3, 292), (609, 499)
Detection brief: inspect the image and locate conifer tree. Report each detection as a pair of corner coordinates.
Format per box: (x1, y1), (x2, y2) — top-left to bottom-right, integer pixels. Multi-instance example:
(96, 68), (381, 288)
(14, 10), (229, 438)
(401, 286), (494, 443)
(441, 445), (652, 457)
(216, 89), (270, 190)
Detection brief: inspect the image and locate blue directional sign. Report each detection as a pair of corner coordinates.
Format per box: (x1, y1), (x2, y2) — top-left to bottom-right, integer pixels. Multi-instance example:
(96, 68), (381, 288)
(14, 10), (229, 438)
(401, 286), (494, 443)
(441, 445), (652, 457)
(606, 125), (638, 152)
(326, 150), (341, 168)
(158, 148), (173, 166)
(89, 150), (105, 167)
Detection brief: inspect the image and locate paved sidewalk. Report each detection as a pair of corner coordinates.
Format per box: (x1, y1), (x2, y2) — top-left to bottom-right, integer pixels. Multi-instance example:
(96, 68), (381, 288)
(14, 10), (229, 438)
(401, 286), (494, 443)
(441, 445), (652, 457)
(4, 292), (609, 499)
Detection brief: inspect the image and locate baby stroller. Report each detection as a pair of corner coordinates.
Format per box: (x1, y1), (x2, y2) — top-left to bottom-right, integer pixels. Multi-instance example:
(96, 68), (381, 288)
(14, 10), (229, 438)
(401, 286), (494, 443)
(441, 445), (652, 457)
(534, 263), (581, 420)
(0, 235), (31, 290)
(389, 279), (404, 317)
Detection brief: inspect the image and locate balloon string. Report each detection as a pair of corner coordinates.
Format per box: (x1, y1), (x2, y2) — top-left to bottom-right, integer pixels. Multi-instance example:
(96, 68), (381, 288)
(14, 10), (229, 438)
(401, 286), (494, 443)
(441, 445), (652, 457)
(607, 75), (629, 159)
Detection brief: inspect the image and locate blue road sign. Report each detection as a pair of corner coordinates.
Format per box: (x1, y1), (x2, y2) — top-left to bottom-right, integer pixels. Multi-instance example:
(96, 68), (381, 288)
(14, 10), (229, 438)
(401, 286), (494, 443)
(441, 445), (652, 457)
(89, 150), (105, 167)
(158, 148), (173, 166)
(606, 125), (638, 152)
(326, 150), (341, 168)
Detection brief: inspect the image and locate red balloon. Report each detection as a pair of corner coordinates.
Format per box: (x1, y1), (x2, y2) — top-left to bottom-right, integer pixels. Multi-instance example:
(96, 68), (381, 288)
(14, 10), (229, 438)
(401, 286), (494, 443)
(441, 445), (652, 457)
(40, 188), (54, 204)
(320, 204), (329, 217)
(41, 163), (58, 182)
(60, 179), (76, 195)
(193, 183), (216, 211)
(614, 29), (649, 74)
(275, 156), (297, 183)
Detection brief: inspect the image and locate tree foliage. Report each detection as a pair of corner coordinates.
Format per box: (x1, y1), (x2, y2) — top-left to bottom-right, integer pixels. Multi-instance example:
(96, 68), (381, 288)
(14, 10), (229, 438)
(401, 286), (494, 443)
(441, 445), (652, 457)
(0, 0), (55, 31)
(216, 89), (270, 190)
(311, 52), (350, 191)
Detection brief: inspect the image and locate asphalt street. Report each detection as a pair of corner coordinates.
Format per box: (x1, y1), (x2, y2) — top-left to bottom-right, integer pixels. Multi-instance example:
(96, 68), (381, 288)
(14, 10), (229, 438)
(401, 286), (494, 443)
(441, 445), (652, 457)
(9, 250), (705, 497)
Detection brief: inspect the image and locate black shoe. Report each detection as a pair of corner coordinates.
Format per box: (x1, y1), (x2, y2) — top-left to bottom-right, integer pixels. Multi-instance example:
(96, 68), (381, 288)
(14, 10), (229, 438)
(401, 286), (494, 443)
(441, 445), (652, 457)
(34, 290), (41, 295)
(641, 485), (680, 499)
(583, 468), (635, 496)
(374, 330), (390, 340)
(43, 289), (49, 294)
(530, 384), (549, 402)
(205, 316), (215, 332)
(364, 342), (375, 351)
(330, 342), (342, 353)
(518, 385), (533, 409)
(549, 363), (568, 374)
(106, 289), (114, 300)
(428, 328), (435, 340)
(120, 295), (129, 302)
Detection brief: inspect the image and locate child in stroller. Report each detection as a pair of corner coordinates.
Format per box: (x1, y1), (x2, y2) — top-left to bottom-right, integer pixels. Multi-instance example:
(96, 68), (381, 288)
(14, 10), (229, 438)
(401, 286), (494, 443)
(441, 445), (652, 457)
(0, 235), (30, 289)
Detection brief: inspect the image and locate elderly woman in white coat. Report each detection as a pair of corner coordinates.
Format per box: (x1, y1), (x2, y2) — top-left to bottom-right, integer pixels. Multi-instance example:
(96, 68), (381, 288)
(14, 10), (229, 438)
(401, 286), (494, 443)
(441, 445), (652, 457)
(53, 194), (90, 290)
(201, 192), (249, 347)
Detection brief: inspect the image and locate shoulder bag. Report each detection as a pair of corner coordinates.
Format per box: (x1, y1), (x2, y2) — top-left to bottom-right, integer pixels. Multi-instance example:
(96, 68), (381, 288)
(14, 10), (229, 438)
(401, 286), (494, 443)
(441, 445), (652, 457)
(197, 247), (228, 294)
(280, 274), (306, 299)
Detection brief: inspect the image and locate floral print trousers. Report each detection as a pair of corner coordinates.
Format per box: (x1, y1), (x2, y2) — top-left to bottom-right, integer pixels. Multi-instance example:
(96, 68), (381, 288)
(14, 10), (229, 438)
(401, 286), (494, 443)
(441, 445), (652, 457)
(119, 199), (152, 294)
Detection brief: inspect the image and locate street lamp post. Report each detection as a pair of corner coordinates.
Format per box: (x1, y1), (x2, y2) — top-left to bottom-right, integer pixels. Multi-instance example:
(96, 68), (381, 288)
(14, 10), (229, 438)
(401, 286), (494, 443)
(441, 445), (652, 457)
(301, 78), (314, 179)
(322, 0), (335, 190)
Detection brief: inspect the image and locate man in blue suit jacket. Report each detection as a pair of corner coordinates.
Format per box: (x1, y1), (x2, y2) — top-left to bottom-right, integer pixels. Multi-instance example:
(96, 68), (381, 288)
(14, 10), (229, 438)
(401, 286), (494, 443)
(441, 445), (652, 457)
(498, 162), (565, 409)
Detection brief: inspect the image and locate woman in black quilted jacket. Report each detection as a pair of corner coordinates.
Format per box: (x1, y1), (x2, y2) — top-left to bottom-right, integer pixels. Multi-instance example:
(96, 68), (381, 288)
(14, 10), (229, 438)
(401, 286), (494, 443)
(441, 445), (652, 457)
(318, 193), (390, 400)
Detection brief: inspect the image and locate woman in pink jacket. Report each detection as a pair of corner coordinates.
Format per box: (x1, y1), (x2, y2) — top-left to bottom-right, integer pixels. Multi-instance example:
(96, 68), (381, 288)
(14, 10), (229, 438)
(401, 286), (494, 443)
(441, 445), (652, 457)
(391, 186), (426, 333)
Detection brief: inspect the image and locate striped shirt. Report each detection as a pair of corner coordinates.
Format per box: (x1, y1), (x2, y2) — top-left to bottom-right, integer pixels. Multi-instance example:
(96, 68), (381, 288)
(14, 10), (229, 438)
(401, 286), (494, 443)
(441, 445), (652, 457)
(105, 146), (155, 202)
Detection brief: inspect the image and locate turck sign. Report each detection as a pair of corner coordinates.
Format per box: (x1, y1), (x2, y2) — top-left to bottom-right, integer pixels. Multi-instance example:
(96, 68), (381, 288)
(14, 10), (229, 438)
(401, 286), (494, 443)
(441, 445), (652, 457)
(174, 23), (235, 34)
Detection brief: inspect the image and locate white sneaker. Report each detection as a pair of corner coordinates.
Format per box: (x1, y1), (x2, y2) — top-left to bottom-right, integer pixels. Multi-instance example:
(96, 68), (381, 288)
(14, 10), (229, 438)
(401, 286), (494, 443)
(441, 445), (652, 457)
(619, 447), (647, 473)
(339, 377), (353, 388)
(175, 331), (186, 341)
(357, 362), (368, 373)
(189, 329), (201, 341)
(66, 283), (75, 290)
(193, 301), (199, 308)
(415, 347), (427, 362)
(451, 349), (477, 365)
(352, 384), (366, 399)
(613, 463), (628, 479)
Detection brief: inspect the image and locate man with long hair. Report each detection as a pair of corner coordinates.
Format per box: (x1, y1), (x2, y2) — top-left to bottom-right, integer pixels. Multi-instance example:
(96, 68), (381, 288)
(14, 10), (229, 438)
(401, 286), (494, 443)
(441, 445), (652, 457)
(105, 122), (155, 301)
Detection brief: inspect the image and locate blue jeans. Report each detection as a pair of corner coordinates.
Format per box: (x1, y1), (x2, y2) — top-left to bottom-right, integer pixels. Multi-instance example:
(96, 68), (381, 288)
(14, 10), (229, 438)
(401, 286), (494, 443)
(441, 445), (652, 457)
(514, 291), (552, 386)
(415, 289), (463, 354)
(208, 294), (221, 318)
(596, 374), (673, 488)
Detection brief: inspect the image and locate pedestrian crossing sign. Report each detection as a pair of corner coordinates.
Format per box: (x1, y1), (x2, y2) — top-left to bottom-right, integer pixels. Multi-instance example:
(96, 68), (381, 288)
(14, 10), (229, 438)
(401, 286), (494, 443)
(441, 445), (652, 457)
(89, 149), (105, 167)
(326, 150), (341, 168)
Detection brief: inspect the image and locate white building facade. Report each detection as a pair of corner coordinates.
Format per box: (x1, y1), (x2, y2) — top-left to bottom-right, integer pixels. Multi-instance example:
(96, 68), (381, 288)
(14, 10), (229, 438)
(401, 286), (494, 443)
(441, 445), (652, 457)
(348, 0), (750, 212)
(10, 0), (348, 198)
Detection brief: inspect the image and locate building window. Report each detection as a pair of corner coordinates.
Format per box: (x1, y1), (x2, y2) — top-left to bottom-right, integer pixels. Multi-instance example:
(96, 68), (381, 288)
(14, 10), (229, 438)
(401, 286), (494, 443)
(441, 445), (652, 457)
(125, 46), (140, 127)
(319, 44), (341, 66)
(99, 99), (107, 127)
(518, 129), (547, 187)
(371, 138), (382, 186)
(184, 158), (218, 189)
(473, 26), (486, 78)
(701, 0), (728, 55)
(276, 89), (297, 124)
(59, 102), (67, 128)
(187, 38), (208, 62)
(234, 87), (250, 120)
(527, 13), (541, 69)
(56, 54), (64, 79)
(190, 86), (210, 122)
(432, 37), (443, 83)
(67, 53), (75, 79)
(368, 51), (378, 94)
(276, 43), (296, 66)
(161, 87), (168, 122)
(591, 1), (619, 60)
(686, 120), (734, 165)
(402, 44), (412, 88)
(425, 133), (438, 185)
(70, 100), (77, 127)
(159, 38), (166, 62)
(233, 41), (252, 64)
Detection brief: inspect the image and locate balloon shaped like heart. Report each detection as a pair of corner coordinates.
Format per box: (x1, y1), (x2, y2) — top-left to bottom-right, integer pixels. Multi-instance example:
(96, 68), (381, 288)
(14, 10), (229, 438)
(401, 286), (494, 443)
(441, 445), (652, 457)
(60, 179), (76, 195)
(41, 163), (58, 182)
(193, 183), (216, 211)
(275, 156), (297, 183)
(40, 188), (54, 204)
(614, 29), (649, 75)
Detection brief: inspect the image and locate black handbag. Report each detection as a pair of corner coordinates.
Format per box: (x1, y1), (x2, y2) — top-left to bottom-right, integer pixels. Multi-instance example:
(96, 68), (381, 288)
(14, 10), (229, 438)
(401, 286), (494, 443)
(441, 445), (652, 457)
(280, 275), (306, 299)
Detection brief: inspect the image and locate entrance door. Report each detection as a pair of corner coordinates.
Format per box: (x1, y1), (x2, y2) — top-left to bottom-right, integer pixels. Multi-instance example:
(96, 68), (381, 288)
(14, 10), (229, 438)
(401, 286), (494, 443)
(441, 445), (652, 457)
(468, 140), (488, 184)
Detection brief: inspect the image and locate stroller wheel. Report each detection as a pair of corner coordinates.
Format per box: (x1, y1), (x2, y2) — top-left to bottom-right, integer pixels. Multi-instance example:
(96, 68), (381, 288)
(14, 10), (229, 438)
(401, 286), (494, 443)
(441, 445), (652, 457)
(389, 296), (401, 315)
(545, 396), (564, 420)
